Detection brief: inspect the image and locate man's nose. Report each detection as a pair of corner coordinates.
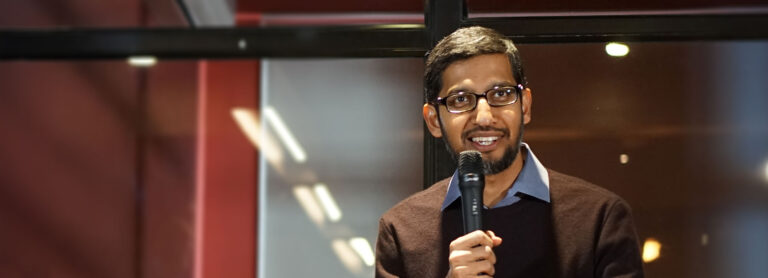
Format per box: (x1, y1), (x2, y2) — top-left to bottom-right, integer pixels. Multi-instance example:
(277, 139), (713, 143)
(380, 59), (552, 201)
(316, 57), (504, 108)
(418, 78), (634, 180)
(474, 98), (494, 126)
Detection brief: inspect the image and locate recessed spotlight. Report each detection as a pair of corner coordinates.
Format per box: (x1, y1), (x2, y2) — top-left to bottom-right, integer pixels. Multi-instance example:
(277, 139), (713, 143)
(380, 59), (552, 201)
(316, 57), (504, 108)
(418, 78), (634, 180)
(127, 56), (157, 67)
(605, 42), (629, 57)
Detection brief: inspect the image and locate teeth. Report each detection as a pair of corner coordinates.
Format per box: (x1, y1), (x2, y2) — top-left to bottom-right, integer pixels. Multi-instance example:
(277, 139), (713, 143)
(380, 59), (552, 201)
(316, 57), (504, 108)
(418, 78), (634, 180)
(471, 136), (498, 146)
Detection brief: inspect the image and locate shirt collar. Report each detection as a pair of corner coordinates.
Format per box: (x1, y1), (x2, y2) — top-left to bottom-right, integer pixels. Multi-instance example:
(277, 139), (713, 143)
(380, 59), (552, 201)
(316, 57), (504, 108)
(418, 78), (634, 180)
(440, 143), (550, 211)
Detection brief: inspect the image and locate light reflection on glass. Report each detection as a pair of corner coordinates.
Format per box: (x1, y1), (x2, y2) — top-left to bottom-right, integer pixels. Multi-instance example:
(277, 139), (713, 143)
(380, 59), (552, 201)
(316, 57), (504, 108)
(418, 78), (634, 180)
(332, 239), (363, 274)
(314, 183), (343, 222)
(231, 108), (285, 172)
(293, 185), (325, 227)
(620, 154), (629, 164)
(642, 238), (661, 263)
(763, 160), (768, 184)
(264, 106), (307, 163)
(349, 237), (375, 267)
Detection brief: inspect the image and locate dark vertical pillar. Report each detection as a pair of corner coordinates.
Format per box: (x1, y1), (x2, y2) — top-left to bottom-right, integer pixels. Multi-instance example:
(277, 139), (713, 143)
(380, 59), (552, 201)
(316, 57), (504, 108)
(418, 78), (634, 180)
(423, 0), (466, 188)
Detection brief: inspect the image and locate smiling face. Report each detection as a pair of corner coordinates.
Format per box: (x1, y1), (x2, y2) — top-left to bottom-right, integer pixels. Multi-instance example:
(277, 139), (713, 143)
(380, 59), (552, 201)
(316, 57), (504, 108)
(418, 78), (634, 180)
(423, 53), (532, 174)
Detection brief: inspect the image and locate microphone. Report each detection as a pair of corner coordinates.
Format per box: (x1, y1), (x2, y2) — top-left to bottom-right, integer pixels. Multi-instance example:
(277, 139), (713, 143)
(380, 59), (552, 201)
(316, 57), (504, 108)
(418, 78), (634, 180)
(458, 150), (485, 234)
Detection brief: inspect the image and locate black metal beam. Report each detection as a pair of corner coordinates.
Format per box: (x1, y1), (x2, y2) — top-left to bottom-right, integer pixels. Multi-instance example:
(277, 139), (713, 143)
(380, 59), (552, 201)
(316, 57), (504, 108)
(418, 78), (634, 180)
(466, 13), (768, 43)
(0, 24), (428, 60)
(425, 0), (465, 45)
(423, 0), (466, 188)
(2, 13), (768, 61)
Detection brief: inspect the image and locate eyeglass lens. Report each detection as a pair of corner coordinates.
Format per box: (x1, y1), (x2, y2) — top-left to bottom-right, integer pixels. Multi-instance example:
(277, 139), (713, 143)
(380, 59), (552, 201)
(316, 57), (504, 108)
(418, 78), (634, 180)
(445, 87), (518, 112)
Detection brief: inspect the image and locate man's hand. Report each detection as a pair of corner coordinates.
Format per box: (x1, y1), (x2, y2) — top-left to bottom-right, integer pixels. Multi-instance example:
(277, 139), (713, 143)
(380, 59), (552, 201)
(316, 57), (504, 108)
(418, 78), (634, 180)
(447, 230), (503, 278)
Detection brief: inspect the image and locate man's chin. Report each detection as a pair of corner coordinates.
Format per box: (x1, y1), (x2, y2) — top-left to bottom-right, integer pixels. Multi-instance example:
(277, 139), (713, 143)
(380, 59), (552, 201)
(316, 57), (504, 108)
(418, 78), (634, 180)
(481, 146), (518, 175)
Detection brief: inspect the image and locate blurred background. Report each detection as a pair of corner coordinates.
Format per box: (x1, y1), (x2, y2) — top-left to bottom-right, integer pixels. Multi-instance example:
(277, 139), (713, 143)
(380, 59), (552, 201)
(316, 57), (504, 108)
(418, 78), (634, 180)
(1, 1), (768, 278)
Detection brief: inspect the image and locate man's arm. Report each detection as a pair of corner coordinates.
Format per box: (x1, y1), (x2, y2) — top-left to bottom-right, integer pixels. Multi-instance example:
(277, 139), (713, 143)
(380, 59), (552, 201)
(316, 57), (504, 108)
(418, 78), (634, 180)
(595, 199), (645, 278)
(375, 218), (405, 278)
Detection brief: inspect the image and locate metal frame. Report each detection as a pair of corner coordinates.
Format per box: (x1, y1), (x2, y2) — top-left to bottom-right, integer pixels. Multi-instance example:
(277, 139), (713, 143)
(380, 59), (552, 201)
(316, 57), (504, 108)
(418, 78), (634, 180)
(0, 25), (427, 59)
(2, 3), (768, 60)
(1, 0), (768, 186)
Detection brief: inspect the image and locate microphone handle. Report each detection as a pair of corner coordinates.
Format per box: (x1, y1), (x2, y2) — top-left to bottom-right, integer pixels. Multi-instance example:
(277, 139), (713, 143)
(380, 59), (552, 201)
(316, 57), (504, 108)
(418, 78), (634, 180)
(460, 185), (483, 234)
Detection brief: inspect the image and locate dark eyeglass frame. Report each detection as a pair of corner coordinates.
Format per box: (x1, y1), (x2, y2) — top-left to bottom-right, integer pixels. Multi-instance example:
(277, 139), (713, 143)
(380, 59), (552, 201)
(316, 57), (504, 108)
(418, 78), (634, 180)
(432, 84), (524, 113)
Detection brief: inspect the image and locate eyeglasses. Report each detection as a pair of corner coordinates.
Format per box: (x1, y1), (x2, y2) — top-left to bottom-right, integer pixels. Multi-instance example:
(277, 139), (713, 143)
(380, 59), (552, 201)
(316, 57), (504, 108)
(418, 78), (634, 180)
(433, 84), (524, 113)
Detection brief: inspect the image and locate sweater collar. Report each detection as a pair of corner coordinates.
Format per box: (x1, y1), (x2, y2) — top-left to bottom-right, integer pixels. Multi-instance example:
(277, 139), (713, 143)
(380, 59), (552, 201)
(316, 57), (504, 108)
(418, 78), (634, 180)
(440, 143), (550, 211)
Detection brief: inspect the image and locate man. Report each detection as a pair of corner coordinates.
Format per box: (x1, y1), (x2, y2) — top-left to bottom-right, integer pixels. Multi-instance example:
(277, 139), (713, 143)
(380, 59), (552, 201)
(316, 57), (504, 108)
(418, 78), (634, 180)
(375, 26), (644, 278)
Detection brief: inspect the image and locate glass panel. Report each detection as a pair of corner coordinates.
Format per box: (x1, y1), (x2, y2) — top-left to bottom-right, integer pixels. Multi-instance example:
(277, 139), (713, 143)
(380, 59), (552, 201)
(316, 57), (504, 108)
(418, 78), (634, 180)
(259, 58), (424, 277)
(0, 1), (188, 28)
(0, 59), (199, 277)
(2, 36), (767, 278)
(517, 41), (768, 277)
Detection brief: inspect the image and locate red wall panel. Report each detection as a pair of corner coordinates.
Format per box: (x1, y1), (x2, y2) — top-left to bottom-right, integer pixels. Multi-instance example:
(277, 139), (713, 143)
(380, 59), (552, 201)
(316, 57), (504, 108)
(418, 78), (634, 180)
(195, 60), (259, 278)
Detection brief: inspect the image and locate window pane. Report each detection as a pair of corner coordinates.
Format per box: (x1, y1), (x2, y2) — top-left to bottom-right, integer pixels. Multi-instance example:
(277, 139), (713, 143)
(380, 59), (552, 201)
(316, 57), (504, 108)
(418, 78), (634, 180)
(518, 41), (768, 277)
(259, 58), (424, 277)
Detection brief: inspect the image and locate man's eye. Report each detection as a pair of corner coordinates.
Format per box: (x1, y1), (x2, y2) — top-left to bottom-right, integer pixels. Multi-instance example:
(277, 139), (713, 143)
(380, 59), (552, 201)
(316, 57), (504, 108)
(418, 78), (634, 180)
(447, 94), (472, 108)
(490, 89), (513, 101)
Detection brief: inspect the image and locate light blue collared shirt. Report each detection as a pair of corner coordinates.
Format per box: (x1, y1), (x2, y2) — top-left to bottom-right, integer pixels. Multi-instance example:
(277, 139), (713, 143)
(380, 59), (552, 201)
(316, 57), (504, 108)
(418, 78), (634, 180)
(440, 143), (551, 211)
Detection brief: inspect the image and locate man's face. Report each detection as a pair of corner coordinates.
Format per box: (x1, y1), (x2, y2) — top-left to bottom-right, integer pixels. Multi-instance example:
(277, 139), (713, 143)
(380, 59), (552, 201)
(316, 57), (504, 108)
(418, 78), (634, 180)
(423, 53), (532, 174)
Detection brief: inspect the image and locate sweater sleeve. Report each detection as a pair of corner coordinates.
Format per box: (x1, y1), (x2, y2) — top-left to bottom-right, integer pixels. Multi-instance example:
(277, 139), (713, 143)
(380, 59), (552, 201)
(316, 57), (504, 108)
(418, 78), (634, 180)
(595, 199), (645, 278)
(376, 217), (405, 278)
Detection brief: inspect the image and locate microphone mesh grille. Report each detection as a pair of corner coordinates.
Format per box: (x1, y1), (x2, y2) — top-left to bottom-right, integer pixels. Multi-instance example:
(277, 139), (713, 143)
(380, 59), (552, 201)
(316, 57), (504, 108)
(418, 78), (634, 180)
(458, 150), (483, 175)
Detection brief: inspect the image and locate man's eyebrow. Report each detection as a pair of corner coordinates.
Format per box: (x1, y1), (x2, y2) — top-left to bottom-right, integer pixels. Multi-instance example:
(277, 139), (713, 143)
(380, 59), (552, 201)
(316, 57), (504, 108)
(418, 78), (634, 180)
(445, 81), (517, 95)
(490, 81), (516, 87)
(446, 87), (470, 95)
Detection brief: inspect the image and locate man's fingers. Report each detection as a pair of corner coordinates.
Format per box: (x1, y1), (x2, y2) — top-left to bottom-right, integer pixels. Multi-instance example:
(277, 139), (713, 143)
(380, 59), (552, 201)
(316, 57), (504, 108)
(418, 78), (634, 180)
(464, 260), (495, 276)
(448, 231), (501, 277)
(452, 260), (495, 277)
(449, 230), (493, 251)
(485, 245), (497, 264)
(449, 245), (495, 265)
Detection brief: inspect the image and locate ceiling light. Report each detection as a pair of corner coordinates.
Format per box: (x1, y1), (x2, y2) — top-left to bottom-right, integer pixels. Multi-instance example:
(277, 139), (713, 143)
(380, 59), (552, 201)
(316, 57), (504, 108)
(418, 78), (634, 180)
(605, 42), (629, 57)
(127, 56), (157, 67)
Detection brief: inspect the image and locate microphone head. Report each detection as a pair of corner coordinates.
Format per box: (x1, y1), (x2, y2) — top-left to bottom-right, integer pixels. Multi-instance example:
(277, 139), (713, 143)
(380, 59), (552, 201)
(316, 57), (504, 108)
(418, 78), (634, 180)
(458, 150), (483, 176)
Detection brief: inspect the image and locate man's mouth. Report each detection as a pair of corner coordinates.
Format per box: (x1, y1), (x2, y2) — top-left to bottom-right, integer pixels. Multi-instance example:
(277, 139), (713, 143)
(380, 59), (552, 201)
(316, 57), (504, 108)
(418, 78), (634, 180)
(471, 136), (499, 146)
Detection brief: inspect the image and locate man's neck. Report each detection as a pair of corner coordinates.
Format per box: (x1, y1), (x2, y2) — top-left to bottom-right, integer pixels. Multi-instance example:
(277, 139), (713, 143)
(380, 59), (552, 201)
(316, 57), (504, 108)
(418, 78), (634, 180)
(483, 149), (526, 208)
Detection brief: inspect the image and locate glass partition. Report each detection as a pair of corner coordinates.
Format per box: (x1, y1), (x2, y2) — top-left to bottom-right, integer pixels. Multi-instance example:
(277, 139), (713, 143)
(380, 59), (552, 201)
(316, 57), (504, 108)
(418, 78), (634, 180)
(257, 58), (424, 277)
(1, 40), (767, 278)
(255, 41), (768, 278)
(520, 41), (768, 278)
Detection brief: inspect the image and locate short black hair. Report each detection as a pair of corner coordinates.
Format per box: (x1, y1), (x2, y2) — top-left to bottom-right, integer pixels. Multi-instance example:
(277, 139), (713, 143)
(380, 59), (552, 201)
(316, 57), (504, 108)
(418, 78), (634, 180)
(424, 26), (526, 103)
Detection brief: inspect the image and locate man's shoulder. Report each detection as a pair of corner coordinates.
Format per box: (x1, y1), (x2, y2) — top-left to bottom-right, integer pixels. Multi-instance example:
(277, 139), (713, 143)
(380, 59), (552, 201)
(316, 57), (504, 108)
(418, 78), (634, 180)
(380, 177), (450, 224)
(547, 169), (628, 206)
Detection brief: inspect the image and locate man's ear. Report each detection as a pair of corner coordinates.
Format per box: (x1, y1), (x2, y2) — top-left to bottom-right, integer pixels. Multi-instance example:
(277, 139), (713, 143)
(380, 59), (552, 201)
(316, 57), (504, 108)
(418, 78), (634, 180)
(522, 87), (532, 124)
(423, 103), (443, 138)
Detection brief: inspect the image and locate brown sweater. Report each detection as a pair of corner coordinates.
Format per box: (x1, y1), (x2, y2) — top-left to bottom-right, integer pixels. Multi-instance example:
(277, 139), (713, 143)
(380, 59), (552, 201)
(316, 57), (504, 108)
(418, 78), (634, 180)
(375, 170), (644, 278)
